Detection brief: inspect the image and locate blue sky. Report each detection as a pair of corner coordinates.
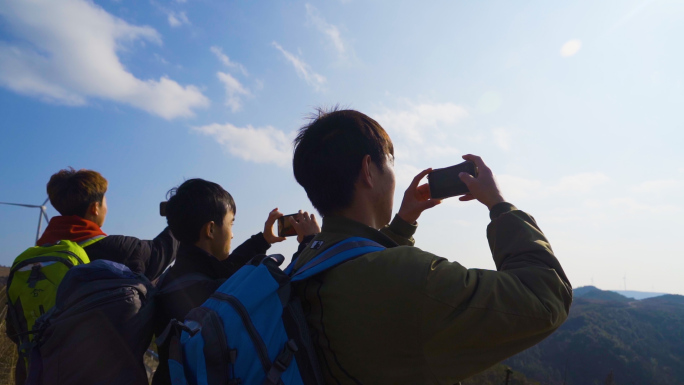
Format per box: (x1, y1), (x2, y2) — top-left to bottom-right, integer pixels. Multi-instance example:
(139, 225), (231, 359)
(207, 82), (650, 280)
(1, 0), (682, 294)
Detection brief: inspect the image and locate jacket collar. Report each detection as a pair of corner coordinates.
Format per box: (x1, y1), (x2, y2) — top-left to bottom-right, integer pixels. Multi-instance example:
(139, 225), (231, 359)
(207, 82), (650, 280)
(37, 215), (107, 246)
(321, 216), (399, 248)
(173, 243), (234, 280)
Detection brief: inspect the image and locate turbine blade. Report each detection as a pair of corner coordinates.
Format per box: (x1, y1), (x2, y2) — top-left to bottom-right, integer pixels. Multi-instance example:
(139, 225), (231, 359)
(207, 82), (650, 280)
(0, 202), (41, 208)
(42, 210), (49, 223)
(42, 197), (50, 205)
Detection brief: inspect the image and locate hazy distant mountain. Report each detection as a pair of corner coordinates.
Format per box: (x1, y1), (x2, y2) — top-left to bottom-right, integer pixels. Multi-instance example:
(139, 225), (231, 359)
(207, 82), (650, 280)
(612, 290), (669, 300)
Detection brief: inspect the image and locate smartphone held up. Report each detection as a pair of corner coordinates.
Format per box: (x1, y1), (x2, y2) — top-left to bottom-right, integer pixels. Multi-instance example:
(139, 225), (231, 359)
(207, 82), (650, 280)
(277, 214), (298, 237)
(427, 161), (478, 199)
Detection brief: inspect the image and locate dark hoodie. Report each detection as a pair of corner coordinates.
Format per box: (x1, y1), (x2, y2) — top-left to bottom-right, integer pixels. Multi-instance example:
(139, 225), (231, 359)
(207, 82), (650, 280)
(37, 215), (179, 281)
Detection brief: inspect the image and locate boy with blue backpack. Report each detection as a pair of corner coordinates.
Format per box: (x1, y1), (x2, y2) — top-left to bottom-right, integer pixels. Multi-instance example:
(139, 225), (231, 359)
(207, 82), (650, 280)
(153, 178), (321, 385)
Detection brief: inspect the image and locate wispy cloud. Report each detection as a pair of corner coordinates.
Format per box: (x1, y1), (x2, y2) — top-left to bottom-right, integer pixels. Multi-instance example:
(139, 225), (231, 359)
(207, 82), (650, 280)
(607, 0), (656, 34)
(272, 41), (326, 91)
(632, 179), (683, 194)
(548, 172), (610, 194)
(0, 0), (208, 119)
(210, 46), (248, 76)
(373, 101), (468, 165)
(375, 102), (468, 144)
(492, 127), (512, 151)
(193, 123), (293, 167)
(608, 197), (680, 214)
(305, 4), (347, 59)
(151, 0), (190, 28)
(497, 172), (609, 201)
(560, 39), (582, 57)
(217, 72), (251, 112)
(167, 11), (190, 27)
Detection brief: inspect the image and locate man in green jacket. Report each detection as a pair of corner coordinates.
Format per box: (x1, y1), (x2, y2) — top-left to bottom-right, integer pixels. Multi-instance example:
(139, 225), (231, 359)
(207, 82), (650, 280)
(291, 109), (572, 384)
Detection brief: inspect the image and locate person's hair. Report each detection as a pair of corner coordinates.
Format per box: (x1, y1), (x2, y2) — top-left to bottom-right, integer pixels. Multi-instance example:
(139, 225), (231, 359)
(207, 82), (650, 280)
(165, 178), (236, 244)
(293, 108), (394, 216)
(47, 168), (108, 217)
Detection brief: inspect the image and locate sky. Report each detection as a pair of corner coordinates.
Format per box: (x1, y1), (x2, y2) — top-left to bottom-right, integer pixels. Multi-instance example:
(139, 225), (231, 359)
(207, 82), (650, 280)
(0, 0), (682, 295)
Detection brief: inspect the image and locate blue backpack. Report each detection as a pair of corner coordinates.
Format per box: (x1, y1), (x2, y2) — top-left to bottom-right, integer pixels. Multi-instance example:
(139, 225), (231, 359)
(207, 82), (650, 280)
(157, 237), (385, 385)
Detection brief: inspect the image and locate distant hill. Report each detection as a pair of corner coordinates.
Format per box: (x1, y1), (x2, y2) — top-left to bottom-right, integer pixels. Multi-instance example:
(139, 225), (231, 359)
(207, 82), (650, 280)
(498, 286), (684, 384)
(574, 285), (633, 302)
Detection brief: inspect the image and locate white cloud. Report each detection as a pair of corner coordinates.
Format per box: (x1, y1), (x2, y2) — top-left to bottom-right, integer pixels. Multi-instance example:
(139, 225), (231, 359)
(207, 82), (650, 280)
(497, 172), (609, 201)
(193, 123), (293, 167)
(496, 174), (545, 202)
(393, 163), (423, 189)
(608, 197), (679, 214)
(632, 179), (683, 194)
(373, 101), (468, 165)
(305, 4), (347, 58)
(374, 102), (468, 145)
(217, 72), (251, 112)
(547, 172), (610, 194)
(210, 46), (248, 76)
(560, 39), (582, 57)
(272, 41), (326, 91)
(0, 0), (208, 119)
(492, 127), (512, 151)
(168, 11), (190, 27)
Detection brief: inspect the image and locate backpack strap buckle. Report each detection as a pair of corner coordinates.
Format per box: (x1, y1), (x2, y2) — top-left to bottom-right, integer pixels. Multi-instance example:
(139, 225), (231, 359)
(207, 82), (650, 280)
(27, 264), (46, 288)
(264, 339), (298, 385)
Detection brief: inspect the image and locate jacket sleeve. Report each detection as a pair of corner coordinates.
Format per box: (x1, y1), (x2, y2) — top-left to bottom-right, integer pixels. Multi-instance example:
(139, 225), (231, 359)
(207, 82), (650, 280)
(136, 227), (180, 280)
(221, 232), (271, 276)
(91, 227), (180, 281)
(418, 203), (572, 382)
(381, 215), (417, 246)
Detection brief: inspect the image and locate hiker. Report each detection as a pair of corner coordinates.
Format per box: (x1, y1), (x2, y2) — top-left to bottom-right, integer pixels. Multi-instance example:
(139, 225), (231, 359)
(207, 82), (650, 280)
(37, 167), (179, 279)
(5, 167), (178, 385)
(152, 178), (320, 385)
(288, 109), (573, 384)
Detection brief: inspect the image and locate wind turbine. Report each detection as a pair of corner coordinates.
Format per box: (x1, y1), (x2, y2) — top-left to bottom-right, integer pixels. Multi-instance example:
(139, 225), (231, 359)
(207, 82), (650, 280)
(0, 198), (50, 243)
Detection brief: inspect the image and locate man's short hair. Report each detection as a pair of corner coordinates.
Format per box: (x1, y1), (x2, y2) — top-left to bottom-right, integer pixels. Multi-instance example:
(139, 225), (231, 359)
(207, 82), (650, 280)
(165, 178), (236, 244)
(293, 108), (394, 216)
(47, 168), (108, 217)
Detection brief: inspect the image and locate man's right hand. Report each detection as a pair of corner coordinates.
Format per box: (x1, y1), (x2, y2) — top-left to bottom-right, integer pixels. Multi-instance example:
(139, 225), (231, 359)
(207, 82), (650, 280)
(289, 210), (321, 243)
(458, 154), (506, 210)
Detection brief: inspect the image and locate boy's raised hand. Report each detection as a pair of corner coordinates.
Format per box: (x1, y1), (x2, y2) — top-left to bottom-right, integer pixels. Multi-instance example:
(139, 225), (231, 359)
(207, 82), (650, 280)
(397, 168), (442, 224)
(263, 208), (287, 244)
(289, 210), (321, 243)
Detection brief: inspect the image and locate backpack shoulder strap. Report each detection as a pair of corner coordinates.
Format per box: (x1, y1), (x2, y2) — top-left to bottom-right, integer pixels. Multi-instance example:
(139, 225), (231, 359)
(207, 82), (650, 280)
(78, 235), (106, 248)
(290, 237), (385, 282)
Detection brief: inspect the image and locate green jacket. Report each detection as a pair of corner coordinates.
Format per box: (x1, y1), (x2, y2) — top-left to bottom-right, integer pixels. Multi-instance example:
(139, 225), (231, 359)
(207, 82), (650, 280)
(293, 202), (572, 384)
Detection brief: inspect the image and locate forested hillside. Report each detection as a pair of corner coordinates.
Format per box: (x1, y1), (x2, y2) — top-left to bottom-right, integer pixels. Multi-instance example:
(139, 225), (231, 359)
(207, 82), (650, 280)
(493, 286), (684, 384)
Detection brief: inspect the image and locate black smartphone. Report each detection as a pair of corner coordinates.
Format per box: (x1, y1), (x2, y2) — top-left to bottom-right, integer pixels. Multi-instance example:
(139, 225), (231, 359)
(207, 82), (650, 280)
(159, 201), (168, 217)
(427, 161), (478, 199)
(277, 214), (298, 237)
